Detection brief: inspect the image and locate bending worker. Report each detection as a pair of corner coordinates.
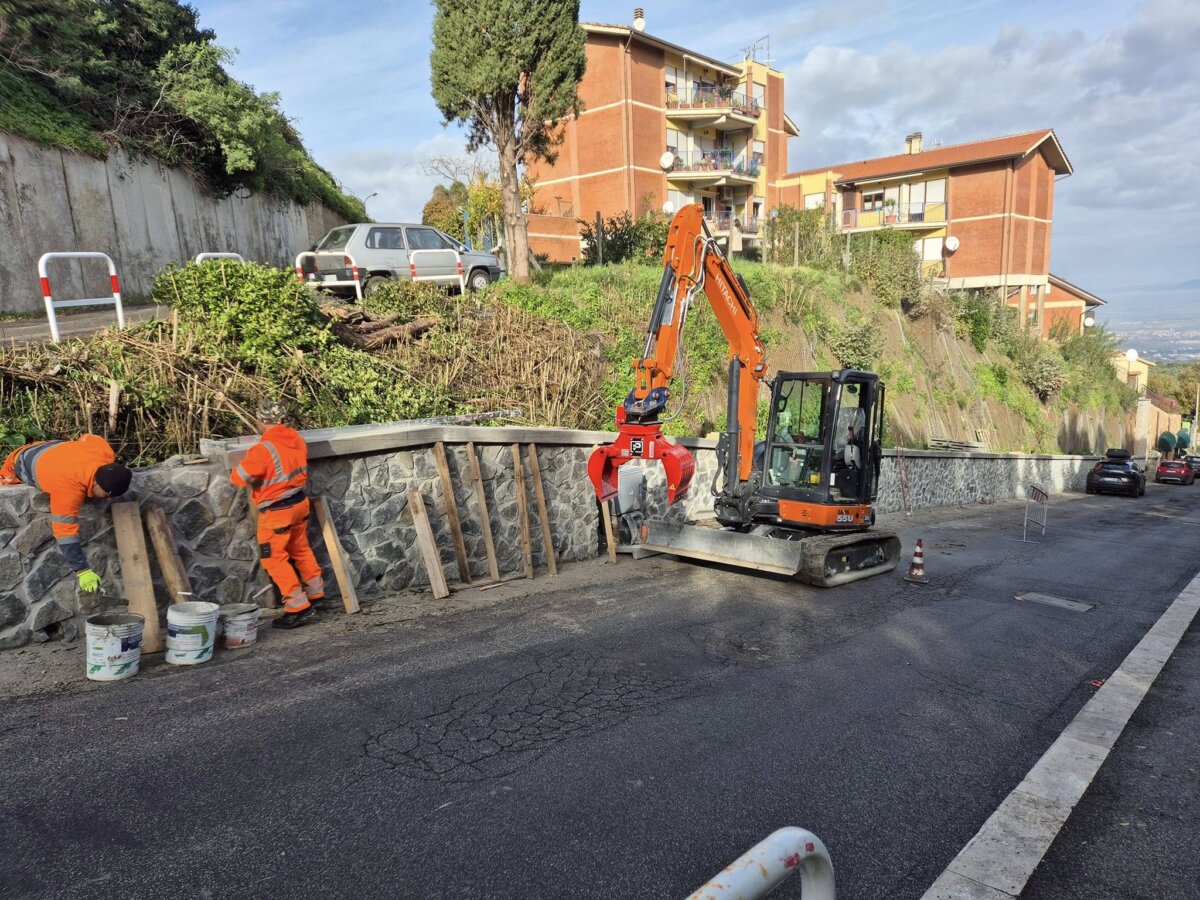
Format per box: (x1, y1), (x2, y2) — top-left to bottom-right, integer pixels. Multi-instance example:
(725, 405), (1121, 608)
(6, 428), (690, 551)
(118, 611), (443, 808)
(231, 401), (325, 629)
(0, 434), (132, 592)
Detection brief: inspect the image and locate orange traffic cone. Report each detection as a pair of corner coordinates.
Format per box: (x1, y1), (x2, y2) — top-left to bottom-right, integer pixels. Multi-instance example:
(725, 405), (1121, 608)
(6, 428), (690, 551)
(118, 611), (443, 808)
(903, 539), (929, 584)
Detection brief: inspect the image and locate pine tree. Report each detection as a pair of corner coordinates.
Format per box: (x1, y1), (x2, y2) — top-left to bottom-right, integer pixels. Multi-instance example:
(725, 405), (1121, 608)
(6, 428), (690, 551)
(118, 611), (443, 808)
(430, 0), (586, 282)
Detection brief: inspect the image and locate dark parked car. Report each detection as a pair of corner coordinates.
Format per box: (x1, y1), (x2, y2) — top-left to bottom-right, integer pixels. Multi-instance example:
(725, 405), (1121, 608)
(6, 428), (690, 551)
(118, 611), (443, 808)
(1184, 454), (1200, 474)
(1086, 455), (1146, 497)
(1155, 459), (1195, 485)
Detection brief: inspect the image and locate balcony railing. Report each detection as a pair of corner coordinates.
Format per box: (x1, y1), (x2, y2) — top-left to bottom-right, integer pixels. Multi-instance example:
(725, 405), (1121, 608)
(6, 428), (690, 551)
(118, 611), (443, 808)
(665, 150), (760, 178)
(666, 87), (760, 117)
(741, 217), (761, 234)
(840, 201), (947, 229)
(706, 211), (733, 231)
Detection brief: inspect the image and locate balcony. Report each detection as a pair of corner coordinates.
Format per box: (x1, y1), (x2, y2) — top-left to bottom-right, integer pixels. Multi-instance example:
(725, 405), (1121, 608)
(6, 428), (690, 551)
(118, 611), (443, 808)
(706, 211), (733, 233)
(840, 201), (947, 231)
(664, 150), (760, 185)
(665, 87), (760, 131)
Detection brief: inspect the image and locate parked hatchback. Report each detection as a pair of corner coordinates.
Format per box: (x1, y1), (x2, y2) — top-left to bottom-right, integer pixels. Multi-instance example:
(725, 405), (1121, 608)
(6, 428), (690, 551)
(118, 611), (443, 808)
(1155, 459), (1195, 485)
(305, 223), (505, 296)
(1184, 454), (1200, 474)
(1086, 457), (1146, 497)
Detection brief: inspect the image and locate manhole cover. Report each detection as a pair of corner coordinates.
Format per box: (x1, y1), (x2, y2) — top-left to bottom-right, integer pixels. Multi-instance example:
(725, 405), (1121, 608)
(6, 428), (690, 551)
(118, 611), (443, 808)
(1015, 591), (1094, 612)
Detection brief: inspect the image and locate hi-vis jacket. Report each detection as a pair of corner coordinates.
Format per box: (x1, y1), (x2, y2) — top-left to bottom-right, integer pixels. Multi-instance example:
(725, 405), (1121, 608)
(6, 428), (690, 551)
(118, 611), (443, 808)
(230, 424), (309, 509)
(0, 435), (115, 572)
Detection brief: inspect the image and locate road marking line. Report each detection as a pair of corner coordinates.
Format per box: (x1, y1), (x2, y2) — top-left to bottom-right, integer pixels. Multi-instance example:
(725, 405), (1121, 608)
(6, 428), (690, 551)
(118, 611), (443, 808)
(1014, 592), (1094, 612)
(922, 569), (1200, 899)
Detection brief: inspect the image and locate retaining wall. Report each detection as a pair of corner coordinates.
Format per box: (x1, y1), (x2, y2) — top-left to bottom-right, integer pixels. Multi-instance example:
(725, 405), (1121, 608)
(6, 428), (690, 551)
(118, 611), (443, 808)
(0, 423), (1096, 651)
(0, 131), (345, 314)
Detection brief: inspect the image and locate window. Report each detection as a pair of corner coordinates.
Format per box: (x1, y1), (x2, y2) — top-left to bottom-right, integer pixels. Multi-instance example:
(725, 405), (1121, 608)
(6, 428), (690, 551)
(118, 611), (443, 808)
(752, 140), (765, 163)
(752, 82), (765, 108)
(406, 227), (451, 251)
(668, 189), (689, 211)
(666, 126), (682, 154)
(921, 237), (944, 261)
(767, 379), (828, 489)
(701, 194), (715, 216)
(665, 65), (679, 95)
(804, 192), (824, 210)
(315, 226), (355, 252)
(752, 197), (764, 218)
(862, 190), (884, 211)
(925, 179), (946, 204)
(365, 227), (405, 250)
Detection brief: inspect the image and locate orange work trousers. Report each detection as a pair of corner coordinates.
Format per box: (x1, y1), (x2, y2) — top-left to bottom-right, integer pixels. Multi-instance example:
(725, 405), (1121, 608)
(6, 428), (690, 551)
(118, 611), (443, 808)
(258, 498), (324, 613)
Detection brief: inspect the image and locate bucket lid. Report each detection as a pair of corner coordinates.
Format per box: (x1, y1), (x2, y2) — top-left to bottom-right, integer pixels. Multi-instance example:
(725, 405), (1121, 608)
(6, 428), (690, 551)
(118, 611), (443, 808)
(218, 603), (260, 618)
(86, 612), (145, 627)
(171, 601), (220, 616)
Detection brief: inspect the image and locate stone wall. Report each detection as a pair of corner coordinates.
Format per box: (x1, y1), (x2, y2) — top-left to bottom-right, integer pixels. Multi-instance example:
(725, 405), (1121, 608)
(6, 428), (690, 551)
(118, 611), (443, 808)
(0, 423), (1100, 652)
(0, 131), (346, 314)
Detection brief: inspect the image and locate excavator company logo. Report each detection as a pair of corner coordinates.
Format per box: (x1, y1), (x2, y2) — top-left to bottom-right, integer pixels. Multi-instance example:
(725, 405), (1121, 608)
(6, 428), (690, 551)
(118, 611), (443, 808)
(630, 438), (644, 456)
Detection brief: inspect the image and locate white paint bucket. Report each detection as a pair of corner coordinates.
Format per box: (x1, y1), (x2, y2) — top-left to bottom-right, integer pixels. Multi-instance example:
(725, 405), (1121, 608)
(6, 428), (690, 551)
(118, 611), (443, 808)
(219, 603), (260, 650)
(85, 612), (144, 682)
(166, 601), (220, 666)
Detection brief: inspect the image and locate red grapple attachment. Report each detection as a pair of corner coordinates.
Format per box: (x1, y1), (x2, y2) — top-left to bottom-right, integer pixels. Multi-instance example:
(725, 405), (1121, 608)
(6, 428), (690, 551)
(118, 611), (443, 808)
(588, 408), (696, 504)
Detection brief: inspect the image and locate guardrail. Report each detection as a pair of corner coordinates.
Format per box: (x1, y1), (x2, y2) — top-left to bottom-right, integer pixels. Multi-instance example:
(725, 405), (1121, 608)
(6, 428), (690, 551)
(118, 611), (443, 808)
(37, 252), (126, 343)
(294, 251), (363, 301)
(686, 827), (835, 900)
(409, 248), (467, 293)
(195, 252), (245, 263)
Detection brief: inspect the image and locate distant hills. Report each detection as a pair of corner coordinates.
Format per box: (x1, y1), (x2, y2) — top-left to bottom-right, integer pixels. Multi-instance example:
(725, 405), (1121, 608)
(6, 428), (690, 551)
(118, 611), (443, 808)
(1101, 278), (1200, 363)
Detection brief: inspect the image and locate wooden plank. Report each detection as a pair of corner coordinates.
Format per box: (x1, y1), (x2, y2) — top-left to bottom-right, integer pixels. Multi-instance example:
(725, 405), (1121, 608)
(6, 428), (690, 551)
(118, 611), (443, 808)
(466, 442), (501, 583)
(312, 496), (360, 615)
(433, 442), (471, 584)
(525, 443), (558, 576)
(511, 445), (534, 580)
(110, 502), (164, 653)
(143, 506), (193, 603)
(601, 499), (618, 565)
(408, 491), (450, 599)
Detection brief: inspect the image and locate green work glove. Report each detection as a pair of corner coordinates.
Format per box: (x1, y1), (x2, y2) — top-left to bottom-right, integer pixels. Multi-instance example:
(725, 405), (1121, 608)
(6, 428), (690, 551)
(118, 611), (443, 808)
(77, 569), (101, 593)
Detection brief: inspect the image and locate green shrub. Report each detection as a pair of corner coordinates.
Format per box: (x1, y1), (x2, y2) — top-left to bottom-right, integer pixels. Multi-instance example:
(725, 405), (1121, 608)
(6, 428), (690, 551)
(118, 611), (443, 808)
(579, 211), (669, 265)
(760, 206), (840, 269)
(825, 316), (883, 371)
(847, 230), (922, 308)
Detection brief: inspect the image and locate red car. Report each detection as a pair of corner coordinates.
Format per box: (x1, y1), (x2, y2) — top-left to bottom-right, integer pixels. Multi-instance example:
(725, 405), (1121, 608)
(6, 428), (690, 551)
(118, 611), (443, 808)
(1155, 459), (1195, 485)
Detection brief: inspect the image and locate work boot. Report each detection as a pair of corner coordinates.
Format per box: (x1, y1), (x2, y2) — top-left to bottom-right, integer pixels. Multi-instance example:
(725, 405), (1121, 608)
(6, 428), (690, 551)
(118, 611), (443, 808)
(273, 605), (316, 629)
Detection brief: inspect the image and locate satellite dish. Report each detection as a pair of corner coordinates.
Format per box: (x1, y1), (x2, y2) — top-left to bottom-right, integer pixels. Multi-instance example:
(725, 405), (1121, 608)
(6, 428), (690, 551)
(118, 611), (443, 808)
(662, 201), (675, 214)
(1125, 348), (1139, 362)
(944, 235), (960, 252)
(659, 151), (677, 170)
(1084, 315), (1096, 328)
(769, 208), (779, 219)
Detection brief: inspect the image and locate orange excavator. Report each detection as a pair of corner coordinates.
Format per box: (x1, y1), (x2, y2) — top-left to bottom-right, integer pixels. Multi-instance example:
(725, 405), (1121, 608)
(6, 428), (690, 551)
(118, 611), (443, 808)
(588, 204), (901, 587)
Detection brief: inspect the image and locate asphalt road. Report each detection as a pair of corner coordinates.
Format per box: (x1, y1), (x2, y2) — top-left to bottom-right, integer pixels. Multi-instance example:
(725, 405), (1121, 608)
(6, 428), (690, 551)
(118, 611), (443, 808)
(2, 485), (1198, 899)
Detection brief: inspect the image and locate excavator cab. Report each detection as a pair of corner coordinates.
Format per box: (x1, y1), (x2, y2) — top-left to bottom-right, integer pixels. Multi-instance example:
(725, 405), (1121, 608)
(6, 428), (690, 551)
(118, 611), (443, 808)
(759, 370), (884, 525)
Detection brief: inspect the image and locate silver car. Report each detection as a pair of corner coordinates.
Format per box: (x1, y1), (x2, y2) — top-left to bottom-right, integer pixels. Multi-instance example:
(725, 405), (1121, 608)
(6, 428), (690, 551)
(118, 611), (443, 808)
(305, 223), (505, 295)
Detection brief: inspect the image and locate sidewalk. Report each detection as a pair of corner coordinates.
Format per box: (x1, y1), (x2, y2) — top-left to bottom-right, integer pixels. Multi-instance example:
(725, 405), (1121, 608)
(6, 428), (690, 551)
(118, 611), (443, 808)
(0, 304), (169, 345)
(1023, 621), (1200, 898)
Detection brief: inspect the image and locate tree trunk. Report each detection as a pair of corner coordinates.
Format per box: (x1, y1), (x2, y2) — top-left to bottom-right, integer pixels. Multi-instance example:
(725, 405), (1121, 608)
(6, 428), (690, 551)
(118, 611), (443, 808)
(499, 135), (530, 283)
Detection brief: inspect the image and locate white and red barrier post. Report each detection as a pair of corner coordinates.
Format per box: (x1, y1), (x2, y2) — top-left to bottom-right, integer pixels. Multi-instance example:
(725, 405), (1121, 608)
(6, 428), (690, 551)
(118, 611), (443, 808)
(37, 252), (126, 343)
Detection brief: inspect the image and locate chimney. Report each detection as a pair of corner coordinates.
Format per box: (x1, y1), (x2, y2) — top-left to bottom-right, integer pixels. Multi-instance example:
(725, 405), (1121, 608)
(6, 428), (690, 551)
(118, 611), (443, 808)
(905, 131), (923, 155)
(633, 7), (646, 31)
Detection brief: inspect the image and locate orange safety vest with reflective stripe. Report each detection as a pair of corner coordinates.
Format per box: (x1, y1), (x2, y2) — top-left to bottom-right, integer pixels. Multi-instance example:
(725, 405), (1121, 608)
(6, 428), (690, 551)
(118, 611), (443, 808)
(0, 434), (115, 571)
(230, 424), (309, 509)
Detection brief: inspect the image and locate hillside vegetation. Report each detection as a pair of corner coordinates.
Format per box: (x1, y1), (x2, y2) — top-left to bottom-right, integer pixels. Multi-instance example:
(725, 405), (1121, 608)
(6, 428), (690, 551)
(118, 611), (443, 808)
(0, 258), (1135, 465)
(0, 0), (363, 219)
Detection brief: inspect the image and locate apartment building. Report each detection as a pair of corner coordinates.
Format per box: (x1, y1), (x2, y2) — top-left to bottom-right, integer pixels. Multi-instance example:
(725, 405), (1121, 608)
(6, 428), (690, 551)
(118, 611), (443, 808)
(779, 129), (1093, 333)
(525, 10), (799, 262)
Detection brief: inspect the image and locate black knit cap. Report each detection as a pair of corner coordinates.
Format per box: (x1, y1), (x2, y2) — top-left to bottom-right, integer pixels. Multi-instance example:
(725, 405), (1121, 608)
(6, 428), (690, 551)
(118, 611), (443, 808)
(95, 463), (132, 497)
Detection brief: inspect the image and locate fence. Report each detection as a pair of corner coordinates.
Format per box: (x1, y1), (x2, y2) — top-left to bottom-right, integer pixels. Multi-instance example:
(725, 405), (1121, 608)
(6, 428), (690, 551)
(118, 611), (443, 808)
(687, 827), (835, 900)
(37, 252), (126, 342)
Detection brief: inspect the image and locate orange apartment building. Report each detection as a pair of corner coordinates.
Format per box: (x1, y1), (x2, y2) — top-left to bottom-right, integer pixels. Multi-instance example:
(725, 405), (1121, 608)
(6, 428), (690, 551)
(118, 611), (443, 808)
(780, 129), (1104, 335)
(525, 10), (799, 262)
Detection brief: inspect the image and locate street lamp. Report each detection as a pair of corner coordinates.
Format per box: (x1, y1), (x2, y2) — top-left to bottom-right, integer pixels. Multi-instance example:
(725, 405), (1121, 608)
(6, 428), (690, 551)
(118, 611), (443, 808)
(362, 191), (379, 205)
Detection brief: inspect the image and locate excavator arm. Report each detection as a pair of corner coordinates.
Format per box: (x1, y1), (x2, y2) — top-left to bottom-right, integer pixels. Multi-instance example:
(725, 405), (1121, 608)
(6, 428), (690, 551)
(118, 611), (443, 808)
(588, 204), (767, 504)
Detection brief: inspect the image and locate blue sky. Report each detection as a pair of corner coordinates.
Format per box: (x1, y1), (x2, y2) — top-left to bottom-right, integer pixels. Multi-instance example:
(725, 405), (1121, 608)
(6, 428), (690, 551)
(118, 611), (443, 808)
(193, 0), (1198, 325)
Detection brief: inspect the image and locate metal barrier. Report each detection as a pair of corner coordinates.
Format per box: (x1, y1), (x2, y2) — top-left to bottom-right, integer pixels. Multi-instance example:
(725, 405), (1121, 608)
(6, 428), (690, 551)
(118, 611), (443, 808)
(294, 251), (363, 301)
(687, 827), (835, 900)
(37, 252), (126, 343)
(194, 252), (245, 263)
(408, 248), (467, 293)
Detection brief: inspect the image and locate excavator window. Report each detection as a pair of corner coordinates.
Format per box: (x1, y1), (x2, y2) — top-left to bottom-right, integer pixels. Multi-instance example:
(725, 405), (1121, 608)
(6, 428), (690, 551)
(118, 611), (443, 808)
(831, 382), (872, 501)
(767, 378), (827, 489)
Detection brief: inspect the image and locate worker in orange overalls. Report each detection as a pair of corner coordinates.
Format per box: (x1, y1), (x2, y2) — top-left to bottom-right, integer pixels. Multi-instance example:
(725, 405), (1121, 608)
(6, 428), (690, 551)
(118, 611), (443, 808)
(0, 434), (132, 593)
(230, 401), (325, 629)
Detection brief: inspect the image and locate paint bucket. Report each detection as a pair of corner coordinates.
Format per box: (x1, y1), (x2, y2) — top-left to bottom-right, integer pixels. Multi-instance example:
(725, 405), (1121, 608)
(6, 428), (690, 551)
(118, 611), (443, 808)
(84, 612), (145, 682)
(219, 603), (260, 650)
(165, 601), (220, 666)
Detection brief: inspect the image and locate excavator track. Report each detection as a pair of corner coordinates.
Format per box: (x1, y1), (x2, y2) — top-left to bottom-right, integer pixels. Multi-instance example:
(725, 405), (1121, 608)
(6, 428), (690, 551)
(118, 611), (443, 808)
(636, 521), (901, 588)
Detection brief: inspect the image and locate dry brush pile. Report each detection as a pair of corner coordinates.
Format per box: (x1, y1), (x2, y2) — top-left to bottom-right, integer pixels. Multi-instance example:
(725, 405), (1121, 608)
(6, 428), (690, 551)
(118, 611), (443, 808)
(0, 261), (608, 465)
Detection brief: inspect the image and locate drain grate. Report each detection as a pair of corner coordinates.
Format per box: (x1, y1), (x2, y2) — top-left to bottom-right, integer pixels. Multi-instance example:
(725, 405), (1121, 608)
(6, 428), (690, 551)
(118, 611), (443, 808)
(1015, 591), (1095, 612)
